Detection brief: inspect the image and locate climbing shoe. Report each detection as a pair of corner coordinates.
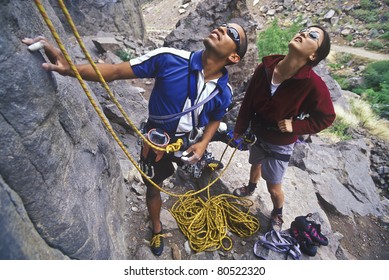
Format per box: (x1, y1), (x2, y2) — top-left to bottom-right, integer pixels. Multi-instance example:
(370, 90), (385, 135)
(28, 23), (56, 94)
(232, 184), (255, 197)
(306, 221), (329, 246)
(300, 240), (318, 257)
(150, 225), (165, 256)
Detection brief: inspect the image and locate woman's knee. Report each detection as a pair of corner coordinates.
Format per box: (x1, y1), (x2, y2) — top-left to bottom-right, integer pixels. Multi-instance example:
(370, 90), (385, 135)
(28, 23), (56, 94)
(267, 183), (282, 196)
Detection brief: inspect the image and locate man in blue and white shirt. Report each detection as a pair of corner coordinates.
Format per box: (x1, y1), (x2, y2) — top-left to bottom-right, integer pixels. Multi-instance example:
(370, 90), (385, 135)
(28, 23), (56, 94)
(23, 22), (248, 256)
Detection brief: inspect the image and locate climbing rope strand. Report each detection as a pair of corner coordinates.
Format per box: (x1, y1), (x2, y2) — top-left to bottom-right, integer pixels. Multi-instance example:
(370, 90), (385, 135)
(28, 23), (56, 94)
(34, 0), (230, 198)
(55, 0), (180, 153)
(33, 0), (179, 196)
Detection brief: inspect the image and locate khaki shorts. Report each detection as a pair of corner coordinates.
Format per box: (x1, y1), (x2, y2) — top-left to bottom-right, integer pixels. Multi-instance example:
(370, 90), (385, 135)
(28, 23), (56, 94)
(248, 139), (294, 184)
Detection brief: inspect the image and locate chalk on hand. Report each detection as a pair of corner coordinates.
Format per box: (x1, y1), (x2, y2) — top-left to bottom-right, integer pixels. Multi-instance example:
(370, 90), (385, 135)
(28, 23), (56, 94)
(28, 41), (44, 51)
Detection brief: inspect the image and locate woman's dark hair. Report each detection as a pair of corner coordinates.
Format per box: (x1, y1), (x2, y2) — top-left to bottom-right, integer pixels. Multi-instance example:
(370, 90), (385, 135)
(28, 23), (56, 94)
(309, 25), (331, 67)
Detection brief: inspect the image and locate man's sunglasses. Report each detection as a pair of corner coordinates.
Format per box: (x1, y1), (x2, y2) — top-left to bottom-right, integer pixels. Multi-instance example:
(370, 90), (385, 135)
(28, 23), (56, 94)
(299, 28), (320, 46)
(222, 23), (241, 55)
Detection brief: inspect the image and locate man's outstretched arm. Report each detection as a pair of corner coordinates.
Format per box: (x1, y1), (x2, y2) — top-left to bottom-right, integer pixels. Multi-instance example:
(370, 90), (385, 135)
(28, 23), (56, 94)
(22, 36), (136, 82)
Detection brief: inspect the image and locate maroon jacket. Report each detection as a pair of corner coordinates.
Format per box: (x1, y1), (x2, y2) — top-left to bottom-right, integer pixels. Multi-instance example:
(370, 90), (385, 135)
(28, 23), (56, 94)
(234, 55), (336, 145)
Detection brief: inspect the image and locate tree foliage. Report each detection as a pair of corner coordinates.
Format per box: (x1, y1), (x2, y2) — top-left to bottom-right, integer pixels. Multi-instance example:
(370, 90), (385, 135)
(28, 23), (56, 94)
(256, 19), (301, 61)
(354, 60), (389, 118)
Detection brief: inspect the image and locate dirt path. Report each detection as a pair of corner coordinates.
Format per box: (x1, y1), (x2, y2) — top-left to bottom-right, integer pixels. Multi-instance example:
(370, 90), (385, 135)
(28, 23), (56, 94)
(331, 44), (389, 61)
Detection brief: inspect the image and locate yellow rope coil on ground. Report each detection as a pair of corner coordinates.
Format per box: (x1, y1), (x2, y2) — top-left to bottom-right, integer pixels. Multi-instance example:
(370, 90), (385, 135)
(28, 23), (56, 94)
(170, 191), (260, 252)
(34, 0), (260, 252)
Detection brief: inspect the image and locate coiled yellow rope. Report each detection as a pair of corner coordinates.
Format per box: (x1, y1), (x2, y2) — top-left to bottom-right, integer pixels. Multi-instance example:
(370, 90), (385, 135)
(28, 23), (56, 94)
(170, 191), (260, 252)
(33, 0), (260, 252)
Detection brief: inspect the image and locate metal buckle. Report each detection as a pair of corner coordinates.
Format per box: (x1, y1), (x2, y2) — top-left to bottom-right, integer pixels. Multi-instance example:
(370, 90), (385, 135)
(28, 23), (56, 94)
(138, 160), (155, 179)
(188, 127), (203, 145)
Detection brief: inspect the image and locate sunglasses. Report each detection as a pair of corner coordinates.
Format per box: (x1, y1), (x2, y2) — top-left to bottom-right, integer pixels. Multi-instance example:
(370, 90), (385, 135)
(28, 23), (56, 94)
(222, 23), (241, 55)
(299, 28), (320, 47)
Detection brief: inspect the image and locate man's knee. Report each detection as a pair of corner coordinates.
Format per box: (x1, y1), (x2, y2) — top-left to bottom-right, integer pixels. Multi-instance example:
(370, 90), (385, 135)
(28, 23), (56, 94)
(145, 182), (161, 199)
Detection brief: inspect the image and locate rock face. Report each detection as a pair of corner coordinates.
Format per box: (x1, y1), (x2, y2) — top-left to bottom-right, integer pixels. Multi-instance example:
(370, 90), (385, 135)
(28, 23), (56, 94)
(48, 0), (146, 41)
(164, 0), (259, 91)
(0, 0), (142, 259)
(291, 139), (382, 216)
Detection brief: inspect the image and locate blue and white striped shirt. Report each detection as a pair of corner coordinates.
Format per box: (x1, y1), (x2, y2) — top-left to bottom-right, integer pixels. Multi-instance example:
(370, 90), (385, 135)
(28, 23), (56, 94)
(130, 48), (233, 136)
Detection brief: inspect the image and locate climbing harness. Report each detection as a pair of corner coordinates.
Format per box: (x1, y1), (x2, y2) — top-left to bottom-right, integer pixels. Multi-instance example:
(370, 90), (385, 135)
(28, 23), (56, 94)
(226, 129), (257, 151)
(255, 139), (291, 162)
(180, 150), (223, 179)
(32, 0), (260, 253)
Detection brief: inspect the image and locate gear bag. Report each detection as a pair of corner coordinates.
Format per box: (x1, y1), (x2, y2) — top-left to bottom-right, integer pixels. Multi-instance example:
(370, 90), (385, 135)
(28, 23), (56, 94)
(289, 213), (329, 257)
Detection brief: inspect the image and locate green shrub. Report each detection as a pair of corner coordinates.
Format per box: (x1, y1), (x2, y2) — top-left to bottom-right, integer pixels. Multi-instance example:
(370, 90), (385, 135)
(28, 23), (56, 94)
(332, 75), (351, 90)
(366, 40), (384, 50)
(116, 49), (134, 62)
(335, 52), (353, 65)
(325, 119), (352, 140)
(256, 19), (302, 60)
(352, 9), (379, 23)
(320, 105), (356, 141)
(353, 61), (389, 118)
(366, 22), (389, 32)
(354, 41), (366, 47)
(345, 34), (354, 42)
(360, 0), (380, 9)
(362, 61), (389, 90)
(379, 32), (389, 40)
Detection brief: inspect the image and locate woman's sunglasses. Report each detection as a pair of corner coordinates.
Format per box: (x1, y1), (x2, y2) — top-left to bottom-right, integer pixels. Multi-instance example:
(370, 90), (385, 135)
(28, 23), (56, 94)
(222, 23), (241, 55)
(299, 28), (320, 47)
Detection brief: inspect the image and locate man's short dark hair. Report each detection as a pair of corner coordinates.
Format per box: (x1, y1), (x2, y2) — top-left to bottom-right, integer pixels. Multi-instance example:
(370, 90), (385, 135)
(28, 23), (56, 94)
(238, 26), (248, 59)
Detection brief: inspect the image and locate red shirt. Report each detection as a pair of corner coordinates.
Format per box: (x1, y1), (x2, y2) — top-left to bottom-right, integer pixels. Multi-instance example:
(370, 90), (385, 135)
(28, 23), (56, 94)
(234, 55), (336, 145)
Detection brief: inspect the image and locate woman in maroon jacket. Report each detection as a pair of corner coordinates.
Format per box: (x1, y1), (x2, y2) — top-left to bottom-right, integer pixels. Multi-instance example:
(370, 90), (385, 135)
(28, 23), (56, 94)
(232, 25), (336, 231)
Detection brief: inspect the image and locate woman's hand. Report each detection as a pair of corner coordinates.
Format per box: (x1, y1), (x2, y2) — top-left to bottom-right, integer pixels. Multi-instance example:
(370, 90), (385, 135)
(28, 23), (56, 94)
(278, 118), (293, 133)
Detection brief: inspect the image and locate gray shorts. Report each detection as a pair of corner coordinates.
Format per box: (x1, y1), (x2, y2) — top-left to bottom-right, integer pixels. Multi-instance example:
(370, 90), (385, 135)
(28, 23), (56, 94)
(248, 138), (294, 184)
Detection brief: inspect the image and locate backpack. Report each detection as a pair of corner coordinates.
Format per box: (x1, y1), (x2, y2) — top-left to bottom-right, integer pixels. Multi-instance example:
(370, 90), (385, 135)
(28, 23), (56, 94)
(289, 213), (329, 257)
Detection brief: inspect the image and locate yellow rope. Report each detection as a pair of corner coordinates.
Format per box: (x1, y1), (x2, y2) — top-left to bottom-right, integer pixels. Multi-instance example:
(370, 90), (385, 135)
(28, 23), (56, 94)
(169, 192), (260, 252)
(33, 0), (190, 197)
(57, 0), (180, 153)
(33, 0), (260, 251)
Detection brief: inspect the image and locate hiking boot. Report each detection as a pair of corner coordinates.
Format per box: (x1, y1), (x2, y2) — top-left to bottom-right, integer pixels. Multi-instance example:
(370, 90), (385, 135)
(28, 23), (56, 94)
(150, 225), (165, 256)
(232, 184), (255, 197)
(270, 214), (284, 232)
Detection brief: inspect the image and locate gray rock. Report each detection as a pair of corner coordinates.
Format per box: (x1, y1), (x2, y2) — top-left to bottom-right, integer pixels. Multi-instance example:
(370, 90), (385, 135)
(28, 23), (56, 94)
(92, 37), (123, 54)
(48, 0), (146, 41)
(0, 0), (130, 259)
(0, 176), (68, 259)
(135, 245), (157, 259)
(164, 0), (259, 91)
(324, 9), (336, 20)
